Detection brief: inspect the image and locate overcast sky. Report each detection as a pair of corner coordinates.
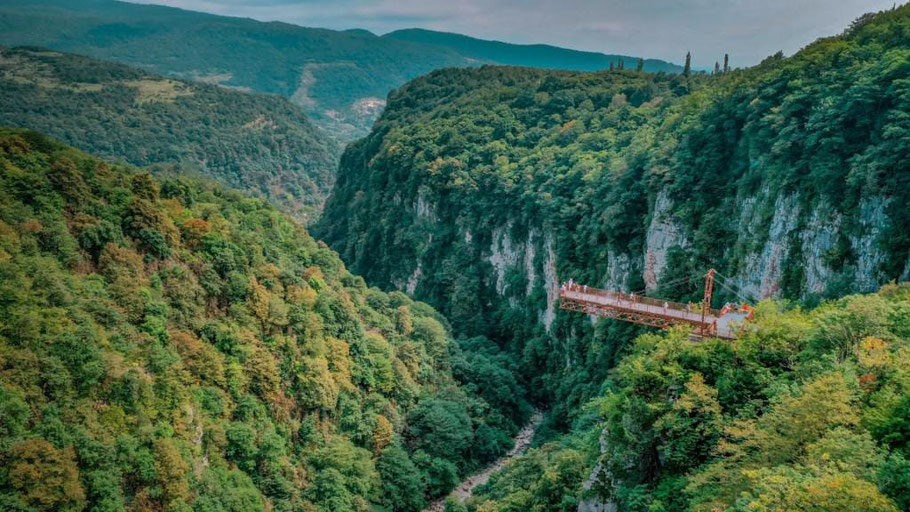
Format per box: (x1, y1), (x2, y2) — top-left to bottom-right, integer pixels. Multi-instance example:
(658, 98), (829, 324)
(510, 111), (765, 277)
(126, 0), (898, 67)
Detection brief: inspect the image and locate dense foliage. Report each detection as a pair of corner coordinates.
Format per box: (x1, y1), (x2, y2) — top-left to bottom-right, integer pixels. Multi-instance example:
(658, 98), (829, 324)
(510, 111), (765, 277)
(0, 47), (337, 224)
(316, 62), (705, 419)
(3, 2), (909, 510)
(317, 7), (910, 509)
(468, 286), (910, 511)
(0, 129), (530, 512)
(1, 0), (680, 139)
(317, 5), (910, 417)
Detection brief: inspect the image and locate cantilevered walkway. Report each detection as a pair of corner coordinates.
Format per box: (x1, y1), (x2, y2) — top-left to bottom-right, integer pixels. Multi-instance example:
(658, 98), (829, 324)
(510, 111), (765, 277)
(558, 270), (752, 339)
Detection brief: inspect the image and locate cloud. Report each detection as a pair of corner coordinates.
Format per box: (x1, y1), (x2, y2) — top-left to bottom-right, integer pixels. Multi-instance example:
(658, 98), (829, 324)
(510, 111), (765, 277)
(126, 0), (898, 66)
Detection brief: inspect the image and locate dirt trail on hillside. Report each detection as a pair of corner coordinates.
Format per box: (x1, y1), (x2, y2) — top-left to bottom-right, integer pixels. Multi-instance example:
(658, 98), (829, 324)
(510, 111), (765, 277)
(423, 412), (543, 512)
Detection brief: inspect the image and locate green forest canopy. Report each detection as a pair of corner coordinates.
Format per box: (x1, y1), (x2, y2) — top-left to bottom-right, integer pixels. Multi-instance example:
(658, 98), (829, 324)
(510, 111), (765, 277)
(0, 47), (338, 224)
(317, 3), (910, 425)
(469, 286), (910, 511)
(0, 129), (531, 512)
(0, 2), (909, 511)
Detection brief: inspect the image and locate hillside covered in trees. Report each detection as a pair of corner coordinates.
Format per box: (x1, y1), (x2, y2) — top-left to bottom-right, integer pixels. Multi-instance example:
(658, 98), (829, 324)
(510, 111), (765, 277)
(2, 0), (909, 510)
(0, 47), (338, 224)
(317, 4), (910, 413)
(0, 129), (531, 512)
(317, 6), (910, 509)
(0, 0), (681, 139)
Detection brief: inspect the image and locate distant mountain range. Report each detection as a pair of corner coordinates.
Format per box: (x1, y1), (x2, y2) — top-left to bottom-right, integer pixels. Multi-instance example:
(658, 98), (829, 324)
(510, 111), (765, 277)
(0, 0), (683, 140)
(383, 28), (683, 73)
(0, 46), (337, 223)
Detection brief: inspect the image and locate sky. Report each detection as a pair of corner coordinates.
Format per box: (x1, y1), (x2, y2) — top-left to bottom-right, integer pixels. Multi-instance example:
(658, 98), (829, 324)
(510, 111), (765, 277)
(126, 0), (899, 67)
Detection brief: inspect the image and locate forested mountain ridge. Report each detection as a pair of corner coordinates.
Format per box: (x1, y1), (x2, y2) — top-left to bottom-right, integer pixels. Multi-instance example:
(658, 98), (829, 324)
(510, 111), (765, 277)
(0, 129), (530, 512)
(382, 29), (683, 73)
(0, 0), (681, 140)
(316, 3), (910, 439)
(0, 47), (337, 224)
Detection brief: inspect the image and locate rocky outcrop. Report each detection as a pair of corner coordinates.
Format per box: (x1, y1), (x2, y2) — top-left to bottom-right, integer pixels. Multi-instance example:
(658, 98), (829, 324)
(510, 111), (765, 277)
(392, 191), (438, 293)
(851, 197), (890, 292)
(737, 192), (801, 300)
(800, 206), (842, 295)
(415, 189), (437, 222)
(643, 190), (689, 292)
(728, 192), (893, 300)
(484, 223), (559, 331)
(604, 251), (634, 292)
(525, 230), (539, 295)
(398, 185), (899, 338)
(542, 234), (558, 331)
(489, 223), (521, 295)
(405, 263), (423, 295)
(395, 186), (900, 343)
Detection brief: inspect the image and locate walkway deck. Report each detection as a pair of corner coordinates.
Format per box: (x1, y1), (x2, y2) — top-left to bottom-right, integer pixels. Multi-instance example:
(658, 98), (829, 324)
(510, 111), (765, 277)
(559, 286), (741, 339)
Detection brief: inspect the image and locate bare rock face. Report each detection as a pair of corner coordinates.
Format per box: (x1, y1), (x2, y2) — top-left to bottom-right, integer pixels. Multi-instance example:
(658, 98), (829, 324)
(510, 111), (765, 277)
(542, 234), (558, 332)
(643, 190), (689, 292)
(577, 496), (617, 512)
(393, 189), (437, 294)
(449, 220), (562, 332)
(415, 189), (437, 222)
(482, 223), (561, 331)
(800, 206), (842, 295)
(604, 251), (634, 292)
(851, 197), (890, 292)
(404, 263), (423, 295)
(395, 185), (898, 344)
(489, 223), (521, 295)
(737, 192), (802, 300)
(728, 192), (893, 300)
(525, 229), (539, 295)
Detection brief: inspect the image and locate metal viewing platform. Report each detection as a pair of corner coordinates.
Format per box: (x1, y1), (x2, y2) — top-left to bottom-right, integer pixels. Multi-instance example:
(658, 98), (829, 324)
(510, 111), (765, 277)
(558, 269), (752, 339)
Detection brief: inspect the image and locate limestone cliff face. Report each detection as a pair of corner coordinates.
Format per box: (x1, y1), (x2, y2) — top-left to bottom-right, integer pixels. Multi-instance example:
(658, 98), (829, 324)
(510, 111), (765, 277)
(373, 182), (904, 512)
(387, 183), (901, 342)
(643, 190), (688, 293)
(734, 192), (801, 300)
(489, 223), (522, 296)
(800, 206), (843, 295)
(851, 197), (892, 292)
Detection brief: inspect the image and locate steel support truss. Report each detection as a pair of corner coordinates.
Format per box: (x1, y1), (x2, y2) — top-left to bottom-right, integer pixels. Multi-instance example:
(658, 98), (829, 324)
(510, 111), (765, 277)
(559, 297), (716, 337)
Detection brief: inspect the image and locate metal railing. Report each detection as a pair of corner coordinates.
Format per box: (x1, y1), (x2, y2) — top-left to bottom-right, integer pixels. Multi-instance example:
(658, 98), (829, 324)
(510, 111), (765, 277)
(558, 283), (720, 318)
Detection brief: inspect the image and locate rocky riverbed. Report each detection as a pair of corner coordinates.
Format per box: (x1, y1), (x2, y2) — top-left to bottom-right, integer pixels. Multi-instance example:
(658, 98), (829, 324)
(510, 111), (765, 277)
(423, 412), (543, 512)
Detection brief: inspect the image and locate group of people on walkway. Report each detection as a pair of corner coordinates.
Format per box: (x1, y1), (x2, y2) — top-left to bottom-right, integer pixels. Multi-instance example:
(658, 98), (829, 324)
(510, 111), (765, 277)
(561, 279), (589, 294)
(563, 281), (726, 317)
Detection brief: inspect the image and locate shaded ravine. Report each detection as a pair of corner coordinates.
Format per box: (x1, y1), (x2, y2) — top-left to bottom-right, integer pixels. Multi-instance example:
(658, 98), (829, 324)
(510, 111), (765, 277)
(424, 412), (543, 512)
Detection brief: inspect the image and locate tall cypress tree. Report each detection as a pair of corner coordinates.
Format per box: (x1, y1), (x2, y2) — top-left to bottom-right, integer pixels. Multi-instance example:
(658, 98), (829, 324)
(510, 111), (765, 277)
(636, 57), (644, 71)
(723, 53), (730, 74)
(609, 61), (614, 71)
(714, 61), (720, 75)
(684, 52), (692, 76)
